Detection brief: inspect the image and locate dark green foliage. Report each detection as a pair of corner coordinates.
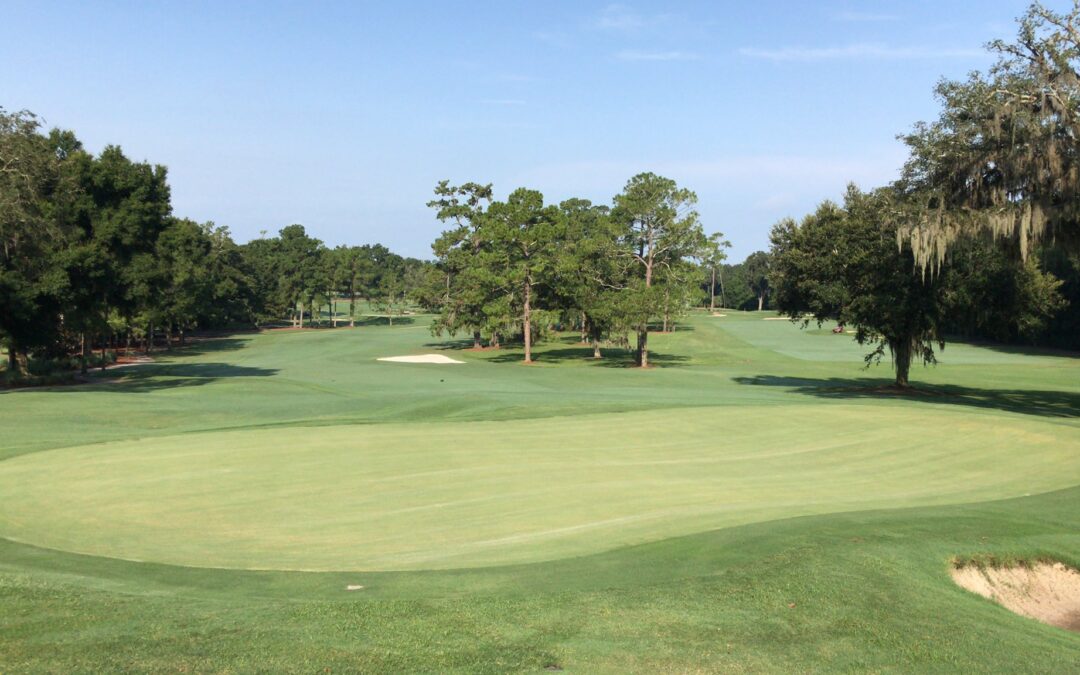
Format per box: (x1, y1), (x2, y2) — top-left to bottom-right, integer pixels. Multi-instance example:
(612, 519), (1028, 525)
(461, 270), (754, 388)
(899, 2), (1080, 267)
(770, 187), (949, 387)
(423, 174), (707, 365)
(938, 238), (1066, 344)
(743, 250), (772, 311)
(0, 109), (421, 381)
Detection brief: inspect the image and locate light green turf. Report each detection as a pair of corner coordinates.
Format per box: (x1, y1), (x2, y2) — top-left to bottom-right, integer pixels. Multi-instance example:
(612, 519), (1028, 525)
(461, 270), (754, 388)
(2, 405), (1078, 570)
(1, 310), (1079, 671)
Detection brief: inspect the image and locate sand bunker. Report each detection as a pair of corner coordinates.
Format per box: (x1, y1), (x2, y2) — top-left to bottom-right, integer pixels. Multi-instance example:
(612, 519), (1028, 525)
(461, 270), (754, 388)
(376, 354), (465, 364)
(951, 561), (1080, 632)
(762, 317), (789, 321)
(711, 313), (727, 317)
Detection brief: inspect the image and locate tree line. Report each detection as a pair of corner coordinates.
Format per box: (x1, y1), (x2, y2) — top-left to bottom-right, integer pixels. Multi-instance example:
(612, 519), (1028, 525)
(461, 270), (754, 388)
(0, 109), (424, 379)
(418, 174), (731, 367)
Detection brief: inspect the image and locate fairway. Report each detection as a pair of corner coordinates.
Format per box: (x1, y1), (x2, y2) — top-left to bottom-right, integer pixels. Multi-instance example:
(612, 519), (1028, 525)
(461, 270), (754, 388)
(3, 312), (1079, 671)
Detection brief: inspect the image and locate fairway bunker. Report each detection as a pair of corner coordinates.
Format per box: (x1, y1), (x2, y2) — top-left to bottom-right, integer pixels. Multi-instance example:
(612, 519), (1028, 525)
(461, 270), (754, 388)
(952, 561), (1080, 632)
(376, 354), (465, 364)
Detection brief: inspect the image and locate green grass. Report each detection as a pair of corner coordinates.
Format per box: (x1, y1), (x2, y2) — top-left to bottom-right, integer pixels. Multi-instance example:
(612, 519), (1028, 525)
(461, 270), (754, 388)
(1, 311), (1079, 671)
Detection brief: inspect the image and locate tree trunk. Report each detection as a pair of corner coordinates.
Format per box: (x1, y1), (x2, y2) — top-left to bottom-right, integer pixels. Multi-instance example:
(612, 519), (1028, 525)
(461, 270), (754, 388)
(523, 280), (533, 363)
(349, 292), (355, 328)
(147, 321), (154, 354)
(636, 328), (648, 368)
(15, 350), (28, 377)
(332, 297), (338, 328)
(179, 327), (185, 346)
(298, 302), (304, 329)
(710, 267), (716, 312)
(473, 330), (482, 349)
(593, 341), (602, 359)
(580, 313), (587, 342)
(891, 338), (912, 388)
(80, 333), (89, 374)
(6, 344), (17, 376)
(166, 323), (174, 351)
(757, 292), (765, 311)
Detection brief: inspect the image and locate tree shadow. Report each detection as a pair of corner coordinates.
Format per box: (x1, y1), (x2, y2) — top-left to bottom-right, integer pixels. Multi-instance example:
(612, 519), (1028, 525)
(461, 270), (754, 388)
(352, 315), (416, 327)
(482, 347), (691, 368)
(96, 362), (279, 393)
(647, 323), (696, 333)
(4, 362), (280, 395)
(147, 337), (251, 358)
(944, 338), (1080, 360)
(733, 374), (1080, 418)
(423, 338), (484, 351)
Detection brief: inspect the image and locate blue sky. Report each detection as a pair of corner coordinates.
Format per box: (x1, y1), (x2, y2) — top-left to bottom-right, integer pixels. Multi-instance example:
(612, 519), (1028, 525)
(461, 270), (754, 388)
(2, 1), (1060, 261)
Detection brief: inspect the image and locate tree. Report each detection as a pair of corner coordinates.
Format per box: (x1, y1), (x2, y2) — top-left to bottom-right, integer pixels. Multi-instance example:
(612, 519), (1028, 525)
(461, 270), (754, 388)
(427, 181), (495, 348)
(700, 232), (731, 311)
(276, 224), (323, 327)
(554, 198), (623, 358)
(480, 188), (561, 363)
(60, 144), (171, 369)
(612, 173), (705, 367)
(770, 186), (948, 387)
(743, 251), (772, 311)
(898, 2), (1080, 269)
(375, 255), (406, 326)
(938, 237), (1066, 343)
(0, 109), (71, 376)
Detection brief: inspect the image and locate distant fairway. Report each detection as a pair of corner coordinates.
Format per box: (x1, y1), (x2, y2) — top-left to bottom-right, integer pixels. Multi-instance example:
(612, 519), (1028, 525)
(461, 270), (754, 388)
(2, 311), (1078, 671)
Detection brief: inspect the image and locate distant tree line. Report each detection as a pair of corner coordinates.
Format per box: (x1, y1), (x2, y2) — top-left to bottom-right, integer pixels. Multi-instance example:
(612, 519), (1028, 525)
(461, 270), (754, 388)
(0, 109), (423, 379)
(419, 173), (730, 367)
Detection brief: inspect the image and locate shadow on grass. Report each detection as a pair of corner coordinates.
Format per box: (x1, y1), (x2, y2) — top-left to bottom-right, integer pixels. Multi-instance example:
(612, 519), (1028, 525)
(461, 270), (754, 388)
(943, 337), (1080, 360)
(351, 315), (417, 327)
(99, 362), (279, 393)
(151, 337), (251, 358)
(734, 375), (1080, 418)
(2, 362), (280, 395)
(478, 347), (690, 368)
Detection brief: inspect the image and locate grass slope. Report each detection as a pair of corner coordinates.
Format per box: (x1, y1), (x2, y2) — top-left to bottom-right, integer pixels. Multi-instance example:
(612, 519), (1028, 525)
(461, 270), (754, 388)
(1, 311), (1078, 671)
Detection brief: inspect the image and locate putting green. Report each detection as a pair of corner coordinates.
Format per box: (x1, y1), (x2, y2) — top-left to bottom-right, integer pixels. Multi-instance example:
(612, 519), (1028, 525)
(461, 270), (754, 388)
(1, 403), (1077, 571)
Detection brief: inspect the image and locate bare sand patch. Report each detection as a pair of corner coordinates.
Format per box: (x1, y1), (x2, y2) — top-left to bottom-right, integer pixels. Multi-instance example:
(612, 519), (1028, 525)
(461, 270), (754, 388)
(762, 317), (789, 321)
(711, 312), (727, 317)
(376, 354), (465, 364)
(952, 561), (1080, 632)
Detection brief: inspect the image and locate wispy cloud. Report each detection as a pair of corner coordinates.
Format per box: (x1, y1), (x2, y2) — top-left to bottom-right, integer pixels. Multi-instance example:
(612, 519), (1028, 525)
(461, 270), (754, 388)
(615, 49), (699, 62)
(833, 11), (899, 22)
(596, 4), (648, 32)
(533, 30), (572, 48)
(481, 99), (526, 106)
(738, 43), (987, 62)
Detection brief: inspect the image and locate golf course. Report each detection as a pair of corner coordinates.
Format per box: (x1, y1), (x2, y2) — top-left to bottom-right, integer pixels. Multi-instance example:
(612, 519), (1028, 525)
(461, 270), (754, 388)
(2, 312), (1079, 671)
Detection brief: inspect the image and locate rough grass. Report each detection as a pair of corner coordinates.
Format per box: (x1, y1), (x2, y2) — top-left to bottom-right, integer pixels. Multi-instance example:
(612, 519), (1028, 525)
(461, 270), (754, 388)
(1, 310), (1078, 671)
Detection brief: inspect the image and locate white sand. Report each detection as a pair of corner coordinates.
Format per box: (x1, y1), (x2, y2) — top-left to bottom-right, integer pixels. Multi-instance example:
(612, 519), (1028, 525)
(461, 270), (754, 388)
(762, 317), (789, 321)
(377, 354), (465, 364)
(952, 562), (1080, 632)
